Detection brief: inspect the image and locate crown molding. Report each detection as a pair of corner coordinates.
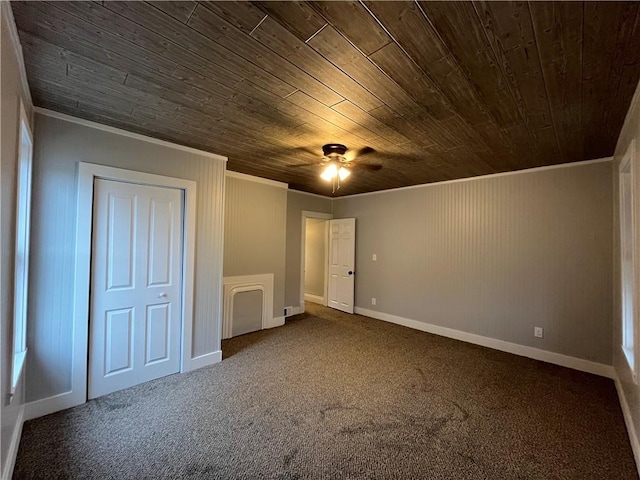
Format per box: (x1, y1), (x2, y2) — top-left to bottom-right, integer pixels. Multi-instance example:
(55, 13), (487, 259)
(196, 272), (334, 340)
(225, 170), (288, 189)
(34, 108), (228, 162)
(2, 1), (33, 110)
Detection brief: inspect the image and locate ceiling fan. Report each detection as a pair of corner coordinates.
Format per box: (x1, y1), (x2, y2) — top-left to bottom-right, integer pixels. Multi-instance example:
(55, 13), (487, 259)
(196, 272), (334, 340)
(294, 144), (382, 193)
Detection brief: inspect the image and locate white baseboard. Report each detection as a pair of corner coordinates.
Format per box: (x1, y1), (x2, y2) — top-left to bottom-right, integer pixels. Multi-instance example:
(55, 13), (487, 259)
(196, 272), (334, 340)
(266, 316), (285, 328)
(23, 351), (223, 423)
(292, 306), (302, 315)
(304, 293), (325, 305)
(614, 376), (640, 474)
(24, 391), (81, 421)
(2, 405), (24, 480)
(186, 350), (222, 371)
(354, 307), (615, 379)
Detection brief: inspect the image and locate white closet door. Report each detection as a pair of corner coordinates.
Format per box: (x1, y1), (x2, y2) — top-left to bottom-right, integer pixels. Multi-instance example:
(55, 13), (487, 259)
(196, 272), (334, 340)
(89, 179), (183, 399)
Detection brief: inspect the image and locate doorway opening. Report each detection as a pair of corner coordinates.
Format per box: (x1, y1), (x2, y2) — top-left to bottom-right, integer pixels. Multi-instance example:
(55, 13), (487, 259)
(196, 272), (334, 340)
(300, 211), (332, 313)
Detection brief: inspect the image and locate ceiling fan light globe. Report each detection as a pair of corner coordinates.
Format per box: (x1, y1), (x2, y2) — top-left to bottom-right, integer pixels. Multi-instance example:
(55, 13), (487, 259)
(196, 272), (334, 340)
(321, 163), (338, 181)
(338, 167), (350, 181)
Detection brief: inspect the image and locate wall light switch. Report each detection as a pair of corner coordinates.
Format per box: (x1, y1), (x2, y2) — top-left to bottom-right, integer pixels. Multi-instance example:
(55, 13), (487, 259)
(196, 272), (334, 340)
(372, 253), (377, 261)
(534, 327), (543, 338)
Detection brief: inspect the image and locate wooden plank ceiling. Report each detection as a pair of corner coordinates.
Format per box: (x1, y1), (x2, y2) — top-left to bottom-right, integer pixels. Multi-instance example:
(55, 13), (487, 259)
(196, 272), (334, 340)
(12, 1), (640, 196)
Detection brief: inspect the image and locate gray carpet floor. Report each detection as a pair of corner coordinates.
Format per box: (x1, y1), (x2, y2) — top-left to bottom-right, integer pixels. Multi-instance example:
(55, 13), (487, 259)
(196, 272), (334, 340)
(14, 303), (639, 479)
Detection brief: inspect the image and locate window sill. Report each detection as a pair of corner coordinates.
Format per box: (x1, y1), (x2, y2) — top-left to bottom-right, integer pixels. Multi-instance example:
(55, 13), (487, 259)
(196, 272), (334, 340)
(10, 349), (27, 401)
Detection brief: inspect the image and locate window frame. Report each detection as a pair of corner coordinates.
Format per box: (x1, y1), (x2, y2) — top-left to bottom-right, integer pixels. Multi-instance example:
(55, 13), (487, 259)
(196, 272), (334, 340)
(11, 100), (33, 396)
(619, 139), (638, 383)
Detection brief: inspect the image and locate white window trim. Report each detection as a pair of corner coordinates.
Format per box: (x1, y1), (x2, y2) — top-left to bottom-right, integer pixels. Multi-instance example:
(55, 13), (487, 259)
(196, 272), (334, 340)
(11, 100), (33, 396)
(619, 139), (638, 384)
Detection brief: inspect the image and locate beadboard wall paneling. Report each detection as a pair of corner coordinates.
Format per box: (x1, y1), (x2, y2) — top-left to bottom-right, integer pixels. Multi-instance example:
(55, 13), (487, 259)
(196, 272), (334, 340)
(27, 113), (225, 402)
(224, 176), (287, 319)
(333, 161), (613, 364)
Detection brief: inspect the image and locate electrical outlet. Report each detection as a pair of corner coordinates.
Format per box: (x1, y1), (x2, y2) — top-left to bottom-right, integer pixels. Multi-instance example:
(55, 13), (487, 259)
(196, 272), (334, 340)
(372, 253), (377, 261)
(371, 297), (377, 306)
(534, 326), (543, 338)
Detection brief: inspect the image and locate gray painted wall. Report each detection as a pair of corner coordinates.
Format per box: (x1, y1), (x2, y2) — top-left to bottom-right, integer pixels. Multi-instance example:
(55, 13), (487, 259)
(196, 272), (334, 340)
(1, 7), (32, 473)
(285, 191), (333, 309)
(26, 113), (226, 402)
(333, 162), (613, 364)
(224, 176), (287, 319)
(612, 77), (640, 459)
(305, 219), (326, 297)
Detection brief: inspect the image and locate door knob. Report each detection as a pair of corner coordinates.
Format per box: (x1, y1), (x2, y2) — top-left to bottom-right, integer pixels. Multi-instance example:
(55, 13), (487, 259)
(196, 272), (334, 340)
(348, 271), (354, 275)
(158, 292), (168, 298)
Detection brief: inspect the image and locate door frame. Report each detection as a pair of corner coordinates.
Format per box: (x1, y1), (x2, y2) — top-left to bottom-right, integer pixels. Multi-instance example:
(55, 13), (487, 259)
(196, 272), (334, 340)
(300, 210), (332, 313)
(71, 163), (197, 406)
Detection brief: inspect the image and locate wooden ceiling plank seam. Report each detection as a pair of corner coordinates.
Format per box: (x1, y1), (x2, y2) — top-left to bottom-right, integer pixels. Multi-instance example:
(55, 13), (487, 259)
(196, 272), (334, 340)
(30, 56), (313, 154)
(20, 30), (300, 131)
(29, 77), (136, 118)
(241, 12), (442, 152)
(62, 54), (305, 138)
(362, 0), (526, 162)
(307, 1), (393, 56)
(415, 2), (521, 128)
(437, 1), (545, 161)
(330, 100), (416, 147)
(99, 1), (303, 101)
(94, 1), (300, 99)
(361, 2), (524, 162)
(528, 1), (582, 161)
(187, 3), (344, 106)
(15, 23), (220, 104)
(305, 21), (422, 113)
(359, 0), (480, 122)
(304, 25), (455, 150)
(250, 1), (484, 158)
(252, 1), (327, 45)
(366, 104), (441, 151)
(52, 0), (358, 148)
(31, 2), (178, 74)
(304, 22), (328, 44)
(416, 1), (545, 165)
(363, 0), (493, 127)
(600, 3), (640, 150)
(581, 2), (634, 158)
(472, 1), (561, 163)
(248, 15), (384, 112)
(198, 1), (267, 35)
(284, 90), (395, 150)
(367, 42), (457, 122)
(147, 1), (198, 25)
(528, 1), (584, 163)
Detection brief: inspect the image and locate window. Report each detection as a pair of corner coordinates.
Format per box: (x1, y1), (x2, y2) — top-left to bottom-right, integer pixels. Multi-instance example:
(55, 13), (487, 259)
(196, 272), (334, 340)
(11, 101), (33, 395)
(620, 139), (638, 382)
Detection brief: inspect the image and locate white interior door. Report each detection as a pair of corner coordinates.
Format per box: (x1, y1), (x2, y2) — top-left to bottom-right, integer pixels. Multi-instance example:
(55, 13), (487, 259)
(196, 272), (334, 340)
(89, 179), (183, 399)
(328, 218), (356, 313)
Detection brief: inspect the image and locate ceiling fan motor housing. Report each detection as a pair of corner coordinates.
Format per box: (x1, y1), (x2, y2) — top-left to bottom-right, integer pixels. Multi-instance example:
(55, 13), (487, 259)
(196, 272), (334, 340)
(322, 143), (348, 159)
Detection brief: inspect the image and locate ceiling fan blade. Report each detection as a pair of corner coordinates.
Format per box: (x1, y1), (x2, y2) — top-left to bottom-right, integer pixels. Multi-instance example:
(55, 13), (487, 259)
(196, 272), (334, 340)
(294, 146), (321, 156)
(350, 162), (383, 171)
(289, 161), (322, 168)
(355, 146), (376, 157)
(344, 146), (375, 162)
